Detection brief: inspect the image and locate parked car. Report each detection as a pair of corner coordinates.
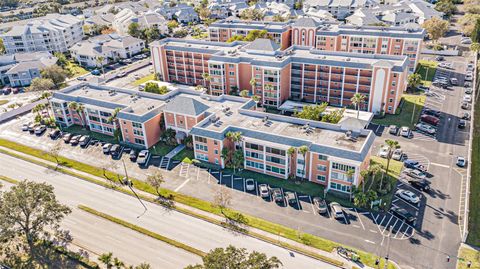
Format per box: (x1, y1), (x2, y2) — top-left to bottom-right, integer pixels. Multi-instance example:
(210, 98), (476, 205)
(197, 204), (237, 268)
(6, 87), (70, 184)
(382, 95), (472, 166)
(450, 77), (458, 85)
(463, 95), (472, 103)
(420, 114), (440, 126)
(404, 168), (426, 180)
(389, 125), (398, 135)
(461, 112), (471, 120)
(137, 149), (150, 165)
(102, 143), (112, 154)
(70, 135), (81, 145)
(63, 133), (73, 143)
(245, 178), (255, 191)
(435, 56), (444, 61)
(77, 76), (87, 81)
(330, 202), (345, 220)
(79, 135), (90, 147)
(3, 88), (12, 95)
(422, 108), (441, 118)
(464, 88), (473, 94)
(456, 156), (467, 167)
(21, 122), (31, 131)
(390, 205), (416, 224)
(396, 189), (421, 204)
(408, 179), (430, 192)
(49, 129), (61, 139)
(34, 125), (46, 135)
(28, 123), (39, 133)
(116, 72), (126, 78)
(271, 188), (283, 203)
(258, 184), (270, 198)
(392, 148), (403, 161)
(378, 146), (389, 158)
(465, 81), (473, 88)
(284, 191), (296, 204)
(458, 119), (466, 129)
(465, 74), (473, 81)
(313, 197), (328, 214)
(91, 69), (101, 76)
(461, 102), (471, 110)
(461, 37), (472, 44)
(12, 88), (19, 94)
(129, 150), (138, 161)
(404, 159), (426, 172)
(415, 123), (436, 135)
(110, 144), (122, 158)
(400, 126), (411, 137)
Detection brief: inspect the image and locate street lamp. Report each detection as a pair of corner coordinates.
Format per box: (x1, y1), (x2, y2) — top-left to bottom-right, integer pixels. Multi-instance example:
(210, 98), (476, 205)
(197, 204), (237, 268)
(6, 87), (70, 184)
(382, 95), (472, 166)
(121, 160), (147, 218)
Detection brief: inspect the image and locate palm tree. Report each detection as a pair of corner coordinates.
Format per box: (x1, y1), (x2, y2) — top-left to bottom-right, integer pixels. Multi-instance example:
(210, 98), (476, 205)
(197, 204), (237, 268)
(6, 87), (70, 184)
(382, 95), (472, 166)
(107, 107), (122, 125)
(287, 147), (296, 179)
(350, 93), (366, 119)
(382, 139), (400, 191)
(240, 89), (249, 98)
(68, 101), (85, 127)
(113, 257), (124, 269)
(368, 164), (382, 191)
(98, 252), (114, 269)
(226, 131), (242, 149)
(135, 263), (152, 269)
(221, 146), (230, 168)
(251, 95), (260, 110)
(96, 56), (106, 78)
(202, 72), (211, 92)
(297, 145), (309, 180)
(249, 78), (256, 92)
(360, 170), (369, 193)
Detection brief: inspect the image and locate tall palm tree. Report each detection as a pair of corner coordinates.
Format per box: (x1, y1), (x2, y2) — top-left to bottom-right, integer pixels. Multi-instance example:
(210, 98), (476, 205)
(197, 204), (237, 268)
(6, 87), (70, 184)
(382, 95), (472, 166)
(350, 93), (366, 119)
(239, 89), (249, 98)
(382, 139), (400, 190)
(249, 78), (256, 92)
(107, 107), (122, 125)
(368, 164), (382, 191)
(96, 56), (106, 78)
(98, 252), (113, 269)
(297, 145), (309, 180)
(68, 102), (86, 127)
(226, 131), (242, 149)
(113, 257), (124, 269)
(287, 147), (296, 179)
(251, 95), (260, 110)
(201, 72), (211, 93)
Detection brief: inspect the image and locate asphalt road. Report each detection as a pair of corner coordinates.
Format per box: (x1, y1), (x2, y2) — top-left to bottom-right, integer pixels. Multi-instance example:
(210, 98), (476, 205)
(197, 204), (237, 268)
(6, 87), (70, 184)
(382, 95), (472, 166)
(0, 153), (338, 269)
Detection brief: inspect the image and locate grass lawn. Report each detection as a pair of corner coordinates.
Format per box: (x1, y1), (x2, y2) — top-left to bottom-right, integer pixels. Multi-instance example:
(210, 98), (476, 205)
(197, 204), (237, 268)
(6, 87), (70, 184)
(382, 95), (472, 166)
(63, 125), (117, 144)
(0, 100), (8, 106)
(65, 62), (89, 77)
(172, 147), (195, 163)
(467, 93), (480, 247)
(149, 141), (176, 156)
(0, 138), (394, 269)
(457, 245), (480, 269)
(416, 60), (438, 87)
(132, 74), (155, 86)
(370, 156), (402, 208)
(372, 94), (425, 128)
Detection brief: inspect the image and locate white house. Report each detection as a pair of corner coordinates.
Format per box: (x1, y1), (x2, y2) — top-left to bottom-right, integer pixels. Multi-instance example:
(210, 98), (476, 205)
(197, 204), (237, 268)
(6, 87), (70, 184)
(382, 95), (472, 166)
(1, 52), (58, 87)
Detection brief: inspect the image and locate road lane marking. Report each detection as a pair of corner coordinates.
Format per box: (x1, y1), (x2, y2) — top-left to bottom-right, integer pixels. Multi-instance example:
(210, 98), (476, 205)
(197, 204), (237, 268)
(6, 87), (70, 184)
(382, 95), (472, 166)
(365, 240), (376, 244)
(174, 177), (191, 192)
(354, 208), (365, 230)
(382, 215), (393, 234)
(430, 162), (450, 168)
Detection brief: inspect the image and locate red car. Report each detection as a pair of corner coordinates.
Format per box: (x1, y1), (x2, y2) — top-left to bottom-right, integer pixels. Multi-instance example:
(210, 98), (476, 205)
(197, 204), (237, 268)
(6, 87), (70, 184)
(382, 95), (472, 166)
(420, 114), (439, 126)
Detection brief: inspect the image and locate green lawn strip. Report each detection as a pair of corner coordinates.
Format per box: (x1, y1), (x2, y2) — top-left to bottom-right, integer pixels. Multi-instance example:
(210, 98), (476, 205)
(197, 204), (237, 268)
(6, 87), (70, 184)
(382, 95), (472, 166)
(372, 94), (425, 129)
(131, 74), (155, 86)
(149, 141), (177, 156)
(416, 60), (438, 87)
(0, 139), (394, 269)
(0, 175), (20, 184)
(66, 62), (89, 77)
(172, 147), (195, 163)
(78, 205), (206, 257)
(370, 156), (401, 208)
(457, 245), (480, 269)
(467, 91), (480, 247)
(0, 100), (9, 106)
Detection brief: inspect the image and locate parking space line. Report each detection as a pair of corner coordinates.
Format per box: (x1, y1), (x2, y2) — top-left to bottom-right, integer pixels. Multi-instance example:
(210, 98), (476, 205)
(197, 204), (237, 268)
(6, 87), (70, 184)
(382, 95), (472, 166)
(342, 213), (348, 224)
(308, 196), (316, 215)
(382, 215), (393, 234)
(394, 221), (405, 238)
(295, 192), (301, 210)
(280, 188), (285, 206)
(255, 181), (259, 196)
(391, 218), (399, 232)
(242, 178), (246, 192)
(174, 177), (191, 192)
(231, 175), (233, 188)
(326, 204), (332, 219)
(354, 208), (365, 230)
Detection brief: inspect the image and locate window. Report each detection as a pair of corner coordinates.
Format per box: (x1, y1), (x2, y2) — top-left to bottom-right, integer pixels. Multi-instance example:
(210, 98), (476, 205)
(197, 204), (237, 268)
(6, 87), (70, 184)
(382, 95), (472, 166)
(132, 122), (142, 128)
(228, 64), (234, 68)
(215, 158), (219, 164)
(100, 111), (112, 117)
(133, 129), (144, 136)
(392, 81), (396, 86)
(317, 165), (327, 172)
(214, 149), (218, 155)
(214, 140), (218, 145)
(246, 160), (264, 170)
(197, 153), (208, 161)
(195, 136), (207, 143)
(266, 165), (285, 175)
(331, 172), (353, 182)
(318, 154), (327, 160)
(246, 151), (263, 160)
(389, 98), (393, 103)
(134, 138), (145, 145)
(330, 182), (351, 193)
(229, 71), (234, 76)
(297, 168), (305, 175)
(195, 144), (208, 151)
(388, 106), (393, 111)
(266, 156), (285, 165)
(245, 142), (263, 151)
(265, 147), (285, 156)
(332, 162), (355, 172)
(317, 175), (326, 182)
(103, 126), (113, 133)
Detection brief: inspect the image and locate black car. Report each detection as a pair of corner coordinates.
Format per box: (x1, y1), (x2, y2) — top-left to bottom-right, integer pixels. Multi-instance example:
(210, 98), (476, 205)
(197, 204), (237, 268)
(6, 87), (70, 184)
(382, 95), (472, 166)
(390, 206), (416, 224)
(408, 179), (430, 192)
(110, 144), (122, 158)
(129, 150), (138, 161)
(49, 129), (61, 139)
(458, 120), (466, 129)
(422, 108), (441, 118)
(435, 56), (444, 61)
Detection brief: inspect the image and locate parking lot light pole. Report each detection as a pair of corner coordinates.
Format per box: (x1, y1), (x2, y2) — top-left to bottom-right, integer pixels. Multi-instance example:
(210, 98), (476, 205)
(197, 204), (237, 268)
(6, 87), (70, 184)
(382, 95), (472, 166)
(383, 226), (391, 269)
(122, 160), (147, 217)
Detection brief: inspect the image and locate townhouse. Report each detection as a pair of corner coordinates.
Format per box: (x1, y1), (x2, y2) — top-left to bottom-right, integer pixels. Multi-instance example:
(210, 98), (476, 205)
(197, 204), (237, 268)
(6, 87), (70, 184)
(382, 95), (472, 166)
(208, 18), (425, 71)
(50, 82), (375, 194)
(151, 38), (409, 114)
(303, 0), (378, 20)
(0, 52), (57, 87)
(0, 14), (83, 54)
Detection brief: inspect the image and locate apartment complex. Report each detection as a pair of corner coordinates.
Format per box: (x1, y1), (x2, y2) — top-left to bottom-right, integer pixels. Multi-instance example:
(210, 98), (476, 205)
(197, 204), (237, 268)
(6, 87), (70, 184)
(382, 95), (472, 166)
(151, 38), (409, 114)
(208, 18), (425, 71)
(0, 14), (83, 54)
(50, 83), (375, 194)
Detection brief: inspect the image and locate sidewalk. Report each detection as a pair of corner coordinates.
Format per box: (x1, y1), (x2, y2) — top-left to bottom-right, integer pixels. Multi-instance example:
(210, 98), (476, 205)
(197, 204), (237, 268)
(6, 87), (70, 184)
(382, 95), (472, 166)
(0, 145), (371, 269)
(165, 144), (185, 159)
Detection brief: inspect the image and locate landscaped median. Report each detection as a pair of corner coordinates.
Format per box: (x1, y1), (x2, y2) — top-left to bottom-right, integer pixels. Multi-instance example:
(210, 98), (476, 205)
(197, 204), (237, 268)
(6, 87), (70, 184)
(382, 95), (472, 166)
(0, 138), (395, 269)
(78, 205), (206, 257)
(372, 94), (425, 129)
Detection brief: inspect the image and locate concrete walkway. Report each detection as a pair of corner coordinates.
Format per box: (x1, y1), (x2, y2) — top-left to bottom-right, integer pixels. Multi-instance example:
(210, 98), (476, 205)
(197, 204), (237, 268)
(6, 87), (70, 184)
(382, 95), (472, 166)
(0, 145), (371, 269)
(165, 144), (185, 159)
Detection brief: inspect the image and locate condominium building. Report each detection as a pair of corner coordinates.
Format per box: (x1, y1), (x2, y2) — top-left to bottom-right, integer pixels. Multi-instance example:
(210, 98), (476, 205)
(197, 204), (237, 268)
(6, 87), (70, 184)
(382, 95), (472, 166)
(50, 82), (376, 194)
(0, 14), (83, 55)
(151, 38), (409, 114)
(208, 18), (425, 71)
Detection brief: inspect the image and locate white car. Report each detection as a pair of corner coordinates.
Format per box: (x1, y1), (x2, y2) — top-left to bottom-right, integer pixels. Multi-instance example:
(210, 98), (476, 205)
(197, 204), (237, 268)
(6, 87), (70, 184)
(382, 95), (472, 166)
(34, 125), (46, 135)
(396, 189), (421, 204)
(245, 178), (255, 191)
(415, 123), (436, 135)
(379, 146), (390, 158)
(456, 156), (467, 167)
(465, 74), (473, 81)
(466, 63), (474, 71)
(137, 150), (150, 165)
(21, 122), (31, 131)
(392, 148), (403, 161)
(258, 184), (270, 198)
(461, 38), (472, 44)
(465, 88), (473, 94)
(450, 78), (458, 85)
(463, 95), (472, 103)
(404, 168), (426, 180)
(400, 126), (411, 137)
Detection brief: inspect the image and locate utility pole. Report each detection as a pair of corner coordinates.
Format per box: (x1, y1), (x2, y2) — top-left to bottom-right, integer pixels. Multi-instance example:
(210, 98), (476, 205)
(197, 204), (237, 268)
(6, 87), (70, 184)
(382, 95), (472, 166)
(383, 226), (391, 269)
(122, 159), (147, 218)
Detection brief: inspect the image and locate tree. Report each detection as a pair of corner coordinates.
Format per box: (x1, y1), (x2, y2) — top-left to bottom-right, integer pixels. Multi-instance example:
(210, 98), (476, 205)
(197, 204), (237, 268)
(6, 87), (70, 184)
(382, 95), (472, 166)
(144, 27), (161, 43)
(294, 0), (303, 10)
(0, 38), (5, 55)
(213, 186), (232, 216)
(167, 20), (179, 32)
(287, 147), (296, 178)
(231, 150), (244, 174)
(144, 82), (168, 94)
(272, 14), (286, 22)
(240, 9), (264, 20)
(96, 56), (105, 76)
(135, 263), (152, 269)
(471, 18), (480, 43)
(226, 131), (242, 149)
(240, 89), (249, 98)
(295, 103), (328, 121)
(471, 42), (480, 52)
(173, 29), (188, 38)
(198, 8), (211, 20)
(68, 101), (86, 127)
(322, 108), (345, 124)
(350, 93), (366, 119)
(185, 245), (282, 269)
(221, 147), (230, 167)
(28, 78), (55, 92)
(407, 73), (422, 89)
(49, 139), (63, 168)
(147, 171), (164, 197)
(113, 257), (125, 269)
(244, 30), (268, 41)
(0, 180), (71, 262)
(435, 0), (456, 17)
(249, 78), (256, 92)
(128, 22), (143, 38)
(422, 17), (449, 42)
(297, 145), (309, 179)
(458, 14), (480, 37)
(41, 65), (67, 87)
(251, 95), (260, 109)
(54, 52), (68, 68)
(382, 139), (399, 191)
(202, 72), (211, 91)
(98, 252), (114, 269)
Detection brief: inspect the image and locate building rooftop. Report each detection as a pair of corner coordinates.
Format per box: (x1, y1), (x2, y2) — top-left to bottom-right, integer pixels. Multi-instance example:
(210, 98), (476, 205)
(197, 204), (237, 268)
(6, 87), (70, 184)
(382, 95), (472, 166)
(209, 19), (291, 33)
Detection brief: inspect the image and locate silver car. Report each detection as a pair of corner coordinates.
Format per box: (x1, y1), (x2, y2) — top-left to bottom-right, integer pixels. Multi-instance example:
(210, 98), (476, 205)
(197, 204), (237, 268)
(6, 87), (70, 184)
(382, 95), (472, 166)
(415, 123), (436, 135)
(245, 178), (255, 191)
(396, 189), (420, 204)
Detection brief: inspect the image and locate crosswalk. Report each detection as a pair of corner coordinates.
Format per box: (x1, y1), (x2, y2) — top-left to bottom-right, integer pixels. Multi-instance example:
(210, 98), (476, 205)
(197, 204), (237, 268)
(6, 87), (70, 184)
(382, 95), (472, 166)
(160, 156), (170, 170)
(371, 212), (415, 240)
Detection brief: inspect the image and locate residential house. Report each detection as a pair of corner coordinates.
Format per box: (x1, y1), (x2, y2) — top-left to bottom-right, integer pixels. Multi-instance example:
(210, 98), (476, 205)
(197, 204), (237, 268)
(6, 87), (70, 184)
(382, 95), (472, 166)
(0, 52), (57, 87)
